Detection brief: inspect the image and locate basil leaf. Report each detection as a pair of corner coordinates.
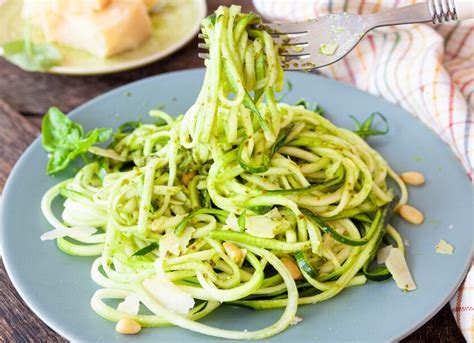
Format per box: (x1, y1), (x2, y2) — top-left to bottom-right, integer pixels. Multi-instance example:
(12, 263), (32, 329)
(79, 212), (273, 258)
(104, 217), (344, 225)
(42, 107), (83, 152)
(42, 107), (112, 175)
(46, 149), (71, 175)
(350, 112), (389, 139)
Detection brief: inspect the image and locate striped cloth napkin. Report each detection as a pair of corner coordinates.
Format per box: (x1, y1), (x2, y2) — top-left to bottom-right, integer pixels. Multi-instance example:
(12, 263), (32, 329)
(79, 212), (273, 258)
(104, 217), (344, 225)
(253, 0), (473, 340)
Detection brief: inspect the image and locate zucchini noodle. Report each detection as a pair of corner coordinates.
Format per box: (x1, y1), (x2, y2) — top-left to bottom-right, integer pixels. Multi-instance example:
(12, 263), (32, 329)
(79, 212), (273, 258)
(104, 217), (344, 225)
(41, 5), (410, 339)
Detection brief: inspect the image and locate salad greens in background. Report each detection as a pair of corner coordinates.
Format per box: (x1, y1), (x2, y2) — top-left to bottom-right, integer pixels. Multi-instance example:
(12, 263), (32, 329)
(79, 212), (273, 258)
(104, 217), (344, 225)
(0, 25), (62, 72)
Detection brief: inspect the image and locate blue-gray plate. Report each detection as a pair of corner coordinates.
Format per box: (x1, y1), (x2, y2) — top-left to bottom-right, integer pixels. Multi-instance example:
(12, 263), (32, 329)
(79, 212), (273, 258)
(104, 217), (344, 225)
(2, 69), (472, 342)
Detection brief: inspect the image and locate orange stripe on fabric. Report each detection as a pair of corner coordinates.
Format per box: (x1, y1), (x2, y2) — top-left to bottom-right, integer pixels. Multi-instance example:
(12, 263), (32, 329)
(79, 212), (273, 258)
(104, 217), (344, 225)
(355, 46), (367, 71)
(372, 0), (382, 13)
(453, 27), (474, 58)
(358, 0), (365, 14)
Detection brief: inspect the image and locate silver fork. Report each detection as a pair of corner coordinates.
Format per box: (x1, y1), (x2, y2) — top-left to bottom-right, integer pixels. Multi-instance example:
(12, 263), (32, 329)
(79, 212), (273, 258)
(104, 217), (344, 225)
(198, 0), (473, 70)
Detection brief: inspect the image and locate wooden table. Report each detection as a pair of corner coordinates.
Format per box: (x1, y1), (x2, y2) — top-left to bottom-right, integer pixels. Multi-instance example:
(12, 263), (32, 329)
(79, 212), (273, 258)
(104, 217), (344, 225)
(0, 1), (465, 342)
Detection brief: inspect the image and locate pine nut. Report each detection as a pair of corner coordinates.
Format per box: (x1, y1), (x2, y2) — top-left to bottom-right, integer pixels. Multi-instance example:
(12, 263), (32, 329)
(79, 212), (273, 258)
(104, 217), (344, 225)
(399, 205), (424, 224)
(223, 242), (245, 266)
(116, 318), (141, 335)
(181, 171), (196, 186)
(281, 256), (303, 280)
(400, 172), (425, 186)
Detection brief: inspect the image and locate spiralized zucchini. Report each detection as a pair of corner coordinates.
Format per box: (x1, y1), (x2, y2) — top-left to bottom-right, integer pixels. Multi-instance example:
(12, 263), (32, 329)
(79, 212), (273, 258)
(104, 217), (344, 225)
(41, 5), (409, 339)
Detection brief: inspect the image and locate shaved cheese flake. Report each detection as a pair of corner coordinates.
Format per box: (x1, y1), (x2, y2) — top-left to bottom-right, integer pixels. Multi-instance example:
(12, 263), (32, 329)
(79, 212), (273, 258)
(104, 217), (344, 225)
(117, 294), (140, 315)
(435, 240), (454, 255)
(159, 232), (180, 258)
(245, 215), (279, 238)
(159, 227), (195, 258)
(385, 248), (417, 291)
(376, 245), (393, 264)
(222, 213), (240, 231)
(40, 226), (96, 241)
(290, 316), (303, 326)
(267, 208), (282, 220)
(143, 277), (195, 315)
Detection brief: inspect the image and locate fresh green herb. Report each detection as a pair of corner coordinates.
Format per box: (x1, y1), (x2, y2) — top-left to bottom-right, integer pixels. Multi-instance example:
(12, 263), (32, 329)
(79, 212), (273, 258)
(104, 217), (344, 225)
(238, 212), (246, 232)
(97, 158), (110, 180)
(208, 13), (217, 27)
(295, 99), (311, 108)
(42, 107), (112, 175)
(132, 242), (159, 256)
(117, 121), (141, 134)
(295, 99), (325, 115)
(350, 112), (389, 139)
(0, 25), (62, 72)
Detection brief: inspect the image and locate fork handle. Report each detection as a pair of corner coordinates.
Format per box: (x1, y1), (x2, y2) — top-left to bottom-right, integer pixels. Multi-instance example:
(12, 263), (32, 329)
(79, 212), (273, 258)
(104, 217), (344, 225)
(365, 1), (473, 29)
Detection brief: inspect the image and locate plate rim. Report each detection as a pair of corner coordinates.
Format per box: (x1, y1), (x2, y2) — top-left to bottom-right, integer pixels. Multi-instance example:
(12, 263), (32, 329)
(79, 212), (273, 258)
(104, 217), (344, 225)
(1, 69), (472, 341)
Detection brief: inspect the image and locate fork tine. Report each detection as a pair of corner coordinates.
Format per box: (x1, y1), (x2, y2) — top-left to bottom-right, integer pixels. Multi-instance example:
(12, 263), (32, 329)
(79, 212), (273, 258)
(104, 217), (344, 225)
(198, 53), (210, 60)
(198, 42), (209, 49)
(263, 21), (310, 34)
(272, 34), (309, 46)
(279, 45), (311, 56)
(198, 33), (208, 39)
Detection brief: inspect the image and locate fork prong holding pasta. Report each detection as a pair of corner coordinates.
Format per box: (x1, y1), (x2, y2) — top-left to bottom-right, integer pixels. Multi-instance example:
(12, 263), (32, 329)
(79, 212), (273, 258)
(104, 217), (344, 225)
(198, 0), (473, 70)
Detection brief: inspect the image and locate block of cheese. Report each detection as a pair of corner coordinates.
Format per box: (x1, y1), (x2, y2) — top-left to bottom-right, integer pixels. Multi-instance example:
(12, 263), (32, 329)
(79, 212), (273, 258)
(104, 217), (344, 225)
(22, 0), (153, 58)
(143, 0), (159, 10)
(57, 0), (112, 13)
(23, 0), (111, 17)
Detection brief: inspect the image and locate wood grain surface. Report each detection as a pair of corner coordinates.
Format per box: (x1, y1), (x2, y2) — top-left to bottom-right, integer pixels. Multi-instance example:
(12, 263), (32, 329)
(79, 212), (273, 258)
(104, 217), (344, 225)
(0, 0), (465, 342)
